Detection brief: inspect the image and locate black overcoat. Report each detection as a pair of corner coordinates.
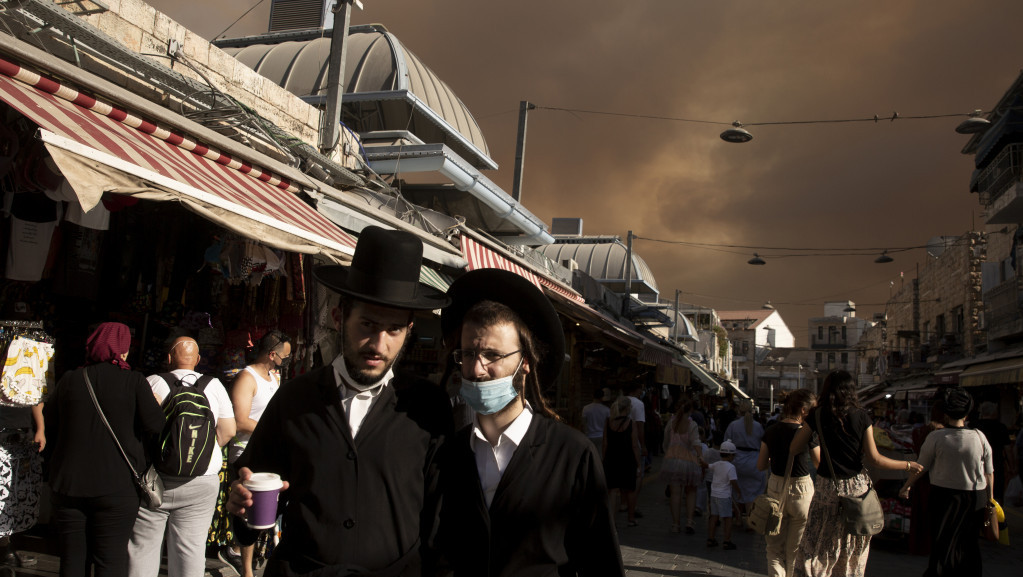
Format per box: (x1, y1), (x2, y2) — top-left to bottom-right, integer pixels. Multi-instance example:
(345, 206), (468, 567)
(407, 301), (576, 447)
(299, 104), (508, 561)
(438, 414), (624, 577)
(234, 364), (443, 577)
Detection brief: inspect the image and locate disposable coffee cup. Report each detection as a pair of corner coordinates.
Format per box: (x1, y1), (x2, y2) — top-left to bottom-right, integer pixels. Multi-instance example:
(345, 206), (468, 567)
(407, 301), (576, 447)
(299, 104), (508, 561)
(243, 473), (283, 529)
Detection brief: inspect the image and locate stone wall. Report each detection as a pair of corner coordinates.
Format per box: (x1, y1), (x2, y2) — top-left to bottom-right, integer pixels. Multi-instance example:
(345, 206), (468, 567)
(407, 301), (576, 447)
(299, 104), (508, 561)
(56, 0), (358, 170)
(886, 231), (986, 362)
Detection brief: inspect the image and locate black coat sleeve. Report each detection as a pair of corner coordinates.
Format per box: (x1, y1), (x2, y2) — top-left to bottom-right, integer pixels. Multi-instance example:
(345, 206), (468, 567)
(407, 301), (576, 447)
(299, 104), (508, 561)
(232, 386), (288, 546)
(565, 442), (624, 577)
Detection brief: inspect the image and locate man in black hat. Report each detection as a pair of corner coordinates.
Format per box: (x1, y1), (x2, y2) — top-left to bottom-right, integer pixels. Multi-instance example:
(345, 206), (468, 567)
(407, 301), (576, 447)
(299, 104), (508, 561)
(227, 226), (451, 577)
(436, 269), (623, 577)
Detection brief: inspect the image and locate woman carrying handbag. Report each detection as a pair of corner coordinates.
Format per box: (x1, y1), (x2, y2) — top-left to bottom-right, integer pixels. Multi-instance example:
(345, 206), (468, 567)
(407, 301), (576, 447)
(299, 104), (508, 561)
(756, 390), (819, 577)
(788, 371), (922, 577)
(43, 323), (165, 577)
(899, 387), (994, 577)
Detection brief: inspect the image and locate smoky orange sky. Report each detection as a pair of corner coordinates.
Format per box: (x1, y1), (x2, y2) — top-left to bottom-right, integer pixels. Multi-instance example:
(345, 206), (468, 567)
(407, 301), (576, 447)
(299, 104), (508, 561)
(149, 0), (1023, 346)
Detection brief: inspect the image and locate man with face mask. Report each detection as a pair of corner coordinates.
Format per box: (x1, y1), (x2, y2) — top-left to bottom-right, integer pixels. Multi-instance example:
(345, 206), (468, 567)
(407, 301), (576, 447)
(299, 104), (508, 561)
(227, 227), (450, 577)
(221, 330), (291, 576)
(436, 269), (623, 577)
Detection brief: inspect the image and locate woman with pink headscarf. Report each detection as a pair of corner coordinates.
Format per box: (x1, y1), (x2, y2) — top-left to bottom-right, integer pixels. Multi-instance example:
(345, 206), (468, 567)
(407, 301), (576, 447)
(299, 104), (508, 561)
(43, 322), (164, 577)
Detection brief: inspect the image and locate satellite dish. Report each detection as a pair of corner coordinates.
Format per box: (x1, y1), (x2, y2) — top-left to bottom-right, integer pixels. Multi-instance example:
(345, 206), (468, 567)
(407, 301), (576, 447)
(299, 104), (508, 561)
(926, 236), (956, 259)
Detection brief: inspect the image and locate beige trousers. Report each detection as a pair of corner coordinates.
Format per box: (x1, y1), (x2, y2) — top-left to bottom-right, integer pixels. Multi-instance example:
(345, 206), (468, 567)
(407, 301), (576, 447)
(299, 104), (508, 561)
(765, 473), (815, 577)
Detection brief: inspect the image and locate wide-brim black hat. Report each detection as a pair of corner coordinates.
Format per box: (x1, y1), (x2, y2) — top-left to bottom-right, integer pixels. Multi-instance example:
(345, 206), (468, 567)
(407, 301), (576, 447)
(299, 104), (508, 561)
(442, 269), (565, 388)
(314, 226), (451, 311)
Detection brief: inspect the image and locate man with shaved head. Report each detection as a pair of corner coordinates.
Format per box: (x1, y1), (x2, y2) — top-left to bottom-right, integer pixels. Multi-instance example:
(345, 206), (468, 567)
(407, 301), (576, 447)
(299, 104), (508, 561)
(127, 334), (236, 577)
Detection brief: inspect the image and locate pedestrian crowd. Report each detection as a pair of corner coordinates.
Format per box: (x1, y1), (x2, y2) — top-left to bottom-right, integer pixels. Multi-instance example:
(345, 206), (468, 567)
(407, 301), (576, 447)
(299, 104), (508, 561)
(8, 226), (1022, 577)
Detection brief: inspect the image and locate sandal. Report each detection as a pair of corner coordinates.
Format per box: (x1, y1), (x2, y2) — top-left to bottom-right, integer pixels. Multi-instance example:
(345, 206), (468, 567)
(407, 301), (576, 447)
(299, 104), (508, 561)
(627, 520), (639, 527)
(684, 524), (695, 535)
(706, 538), (718, 547)
(723, 541), (737, 550)
(670, 524), (681, 533)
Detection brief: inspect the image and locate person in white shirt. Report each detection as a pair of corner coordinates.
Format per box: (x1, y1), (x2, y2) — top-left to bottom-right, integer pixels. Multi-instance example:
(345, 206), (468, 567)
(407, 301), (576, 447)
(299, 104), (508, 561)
(706, 441), (742, 550)
(128, 335), (236, 577)
(437, 269), (623, 576)
(582, 387), (611, 451)
(222, 330), (290, 577)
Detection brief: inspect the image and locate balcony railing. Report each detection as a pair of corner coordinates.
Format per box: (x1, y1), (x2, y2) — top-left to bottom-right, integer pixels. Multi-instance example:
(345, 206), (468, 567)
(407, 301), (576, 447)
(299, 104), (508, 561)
(977, 143), (1023, 207)
(985, 278), (1023, 332)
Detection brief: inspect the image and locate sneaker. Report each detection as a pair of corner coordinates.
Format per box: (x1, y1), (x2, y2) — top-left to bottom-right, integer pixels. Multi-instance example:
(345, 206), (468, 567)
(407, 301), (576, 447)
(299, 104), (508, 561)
(217, 548), (244, 577)
(723, 541), (737, 550)
(706, 538), (718, 547)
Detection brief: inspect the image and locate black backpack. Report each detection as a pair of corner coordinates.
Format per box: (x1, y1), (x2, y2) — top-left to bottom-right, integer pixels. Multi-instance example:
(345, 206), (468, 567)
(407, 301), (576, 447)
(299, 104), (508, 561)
(156, 373), (218, 477)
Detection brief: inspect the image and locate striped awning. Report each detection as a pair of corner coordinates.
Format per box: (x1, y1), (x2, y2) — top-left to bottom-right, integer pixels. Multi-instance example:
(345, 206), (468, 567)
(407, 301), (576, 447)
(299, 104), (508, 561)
(419, 267), (453, 293)
(0, 57), (356, 259)
(638, 341), (675, 367)
(460, 234), (585, 303)
(959, 357), (1023, 387)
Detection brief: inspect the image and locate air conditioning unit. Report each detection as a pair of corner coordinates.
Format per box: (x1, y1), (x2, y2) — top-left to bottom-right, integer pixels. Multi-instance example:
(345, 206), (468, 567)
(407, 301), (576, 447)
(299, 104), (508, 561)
(551, 218), (583, 236)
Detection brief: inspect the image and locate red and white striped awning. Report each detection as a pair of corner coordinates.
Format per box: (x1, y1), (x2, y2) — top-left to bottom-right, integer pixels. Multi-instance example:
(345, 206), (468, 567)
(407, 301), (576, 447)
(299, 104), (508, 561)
(460, 234), (586, 303)
(0, 57), (356, 259)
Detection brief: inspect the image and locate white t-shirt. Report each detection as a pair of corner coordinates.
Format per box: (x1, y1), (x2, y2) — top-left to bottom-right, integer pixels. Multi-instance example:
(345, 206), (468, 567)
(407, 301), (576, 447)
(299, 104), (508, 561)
(708, 459), (738, 498)
(581, 402), (610, 439)
(148, 369), (234, 477)
(629, 395), (646, 423)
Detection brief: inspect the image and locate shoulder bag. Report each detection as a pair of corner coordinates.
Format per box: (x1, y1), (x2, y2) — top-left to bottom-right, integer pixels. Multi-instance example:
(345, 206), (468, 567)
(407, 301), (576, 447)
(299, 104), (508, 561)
(816, 410), (884, 536)
(748, 437), (795, 536)
(83, 368), (164, 510)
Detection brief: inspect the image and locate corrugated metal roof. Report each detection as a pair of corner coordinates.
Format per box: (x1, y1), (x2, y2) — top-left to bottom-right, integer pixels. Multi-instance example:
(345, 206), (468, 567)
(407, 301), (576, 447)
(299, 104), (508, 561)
(537, 241), (659, 299)
(218, 25), (493, 169)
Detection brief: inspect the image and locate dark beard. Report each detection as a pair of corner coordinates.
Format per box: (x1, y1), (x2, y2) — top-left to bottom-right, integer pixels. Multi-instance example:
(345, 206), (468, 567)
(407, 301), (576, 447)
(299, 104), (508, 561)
(341, 336), (408, 386)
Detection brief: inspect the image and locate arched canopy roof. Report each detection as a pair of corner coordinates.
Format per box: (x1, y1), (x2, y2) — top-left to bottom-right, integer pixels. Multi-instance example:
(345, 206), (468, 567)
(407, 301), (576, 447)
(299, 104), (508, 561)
(538, 239), (659, 301)
(217, 25), (494, 170)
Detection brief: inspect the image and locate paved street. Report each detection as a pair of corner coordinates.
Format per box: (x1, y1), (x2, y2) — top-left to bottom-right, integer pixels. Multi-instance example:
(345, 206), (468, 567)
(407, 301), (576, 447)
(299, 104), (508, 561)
(617, 459), (1023, 576)
(7, 462), (1023, 577)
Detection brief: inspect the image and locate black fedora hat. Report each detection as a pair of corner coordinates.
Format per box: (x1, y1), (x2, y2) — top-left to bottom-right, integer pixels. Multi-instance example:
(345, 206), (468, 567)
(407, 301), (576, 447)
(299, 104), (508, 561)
(441, 269), (565, 388)
(314, 226), (451, 310)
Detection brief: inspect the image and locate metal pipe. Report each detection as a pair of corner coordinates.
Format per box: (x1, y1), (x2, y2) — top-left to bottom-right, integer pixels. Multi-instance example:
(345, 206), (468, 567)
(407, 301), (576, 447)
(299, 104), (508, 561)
(622, 231), (634, 317)
(511, 101), (535, 202)
(319, 0), (354, 153)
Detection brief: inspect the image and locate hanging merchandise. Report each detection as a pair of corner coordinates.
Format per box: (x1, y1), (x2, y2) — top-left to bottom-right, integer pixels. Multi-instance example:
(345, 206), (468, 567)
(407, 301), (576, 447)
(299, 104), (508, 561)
(0, 321), (54, 407)
(0, 436), (42, 536)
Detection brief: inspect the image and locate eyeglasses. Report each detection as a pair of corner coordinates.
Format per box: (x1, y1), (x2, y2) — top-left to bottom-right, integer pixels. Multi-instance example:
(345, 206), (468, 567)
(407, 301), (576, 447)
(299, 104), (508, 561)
(452, 349), (521, 367)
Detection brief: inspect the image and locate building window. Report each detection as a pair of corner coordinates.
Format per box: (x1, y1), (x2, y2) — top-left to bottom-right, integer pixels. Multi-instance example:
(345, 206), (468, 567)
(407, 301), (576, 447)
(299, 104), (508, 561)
(841, 326), (847, 340)
(815, 352), (822, 364)
(936, 314), (946, 338)
(841, 352), (848, 364)
(817, 326), (824, 339)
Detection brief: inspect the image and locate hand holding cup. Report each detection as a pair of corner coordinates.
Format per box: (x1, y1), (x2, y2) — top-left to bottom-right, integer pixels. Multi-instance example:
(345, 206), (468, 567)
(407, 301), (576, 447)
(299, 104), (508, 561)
(228, 466), (289, 527)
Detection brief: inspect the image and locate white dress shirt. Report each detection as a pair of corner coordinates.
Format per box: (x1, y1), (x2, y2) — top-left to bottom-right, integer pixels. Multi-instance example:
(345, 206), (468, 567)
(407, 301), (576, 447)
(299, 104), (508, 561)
(332, 355), (392, 438)
(470, 403), (533, 508)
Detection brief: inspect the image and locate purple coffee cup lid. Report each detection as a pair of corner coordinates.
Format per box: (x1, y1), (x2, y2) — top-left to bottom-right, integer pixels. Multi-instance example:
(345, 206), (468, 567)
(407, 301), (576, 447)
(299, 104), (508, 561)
(243, 472), (283, 492)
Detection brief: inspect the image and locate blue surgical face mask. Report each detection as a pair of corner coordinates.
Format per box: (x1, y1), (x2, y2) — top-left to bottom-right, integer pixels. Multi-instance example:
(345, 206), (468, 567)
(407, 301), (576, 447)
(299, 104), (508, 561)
(460, 360), (522, 415)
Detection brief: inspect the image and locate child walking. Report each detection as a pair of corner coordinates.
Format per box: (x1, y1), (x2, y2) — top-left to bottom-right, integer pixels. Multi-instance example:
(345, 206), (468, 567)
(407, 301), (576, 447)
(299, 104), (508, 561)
(706, 440), (743, 550)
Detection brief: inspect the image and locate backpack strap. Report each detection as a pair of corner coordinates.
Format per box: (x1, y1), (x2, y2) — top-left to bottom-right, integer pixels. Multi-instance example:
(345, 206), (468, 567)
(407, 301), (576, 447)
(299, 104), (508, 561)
(158, 373), (180, 388)
(193, 374), (215, 393)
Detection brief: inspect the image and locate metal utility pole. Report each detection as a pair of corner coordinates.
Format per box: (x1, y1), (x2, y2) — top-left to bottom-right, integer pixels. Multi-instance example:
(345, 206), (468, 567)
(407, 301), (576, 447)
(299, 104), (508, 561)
(318, 0), (359, 154)
(622, 231), (634, 318)
(511, 101), (535, 202)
